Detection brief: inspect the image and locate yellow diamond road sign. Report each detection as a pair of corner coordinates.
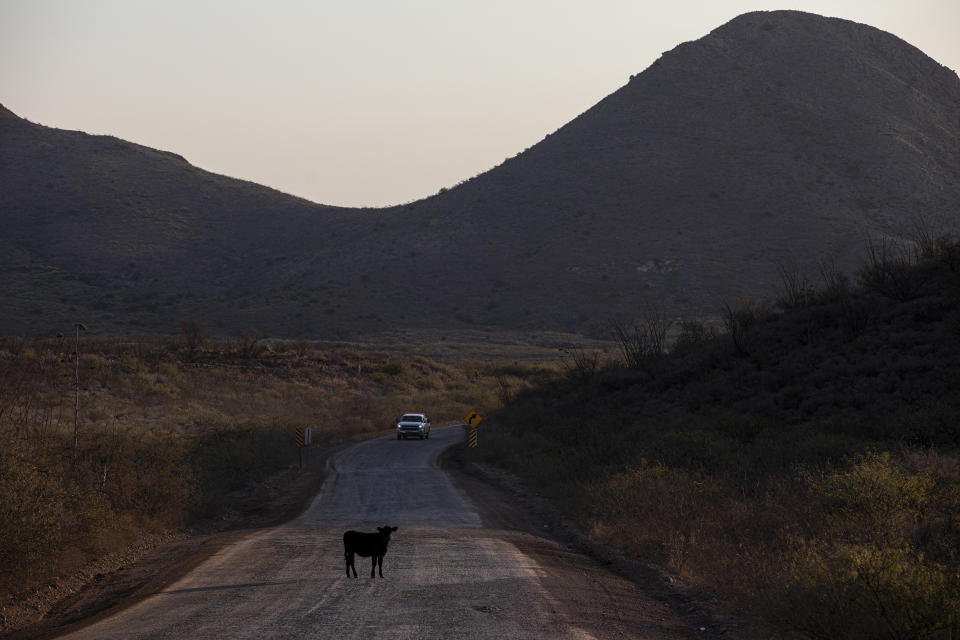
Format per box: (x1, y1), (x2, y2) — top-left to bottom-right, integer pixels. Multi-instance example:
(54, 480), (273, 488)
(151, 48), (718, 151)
(465, 411), (482, 428)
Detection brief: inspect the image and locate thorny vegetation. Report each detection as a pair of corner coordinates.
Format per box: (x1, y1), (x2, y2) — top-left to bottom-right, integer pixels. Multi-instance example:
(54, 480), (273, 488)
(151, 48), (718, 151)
(475, 235), (960, 639)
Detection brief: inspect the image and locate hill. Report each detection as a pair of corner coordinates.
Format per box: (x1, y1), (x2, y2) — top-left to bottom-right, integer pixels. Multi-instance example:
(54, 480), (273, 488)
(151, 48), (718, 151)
(471, 239), (960, 638)
(0, 104), (361, 337)
(2, 10), (959, 340)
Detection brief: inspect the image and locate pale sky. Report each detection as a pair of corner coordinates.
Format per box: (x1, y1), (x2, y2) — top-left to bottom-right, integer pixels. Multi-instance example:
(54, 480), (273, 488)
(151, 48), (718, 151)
(2, 1), (958, 208)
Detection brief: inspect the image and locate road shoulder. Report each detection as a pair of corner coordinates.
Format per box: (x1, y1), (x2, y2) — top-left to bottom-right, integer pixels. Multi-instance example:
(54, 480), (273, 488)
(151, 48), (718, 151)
(0, 444), (343, 640)
(439, 439), (748, 639)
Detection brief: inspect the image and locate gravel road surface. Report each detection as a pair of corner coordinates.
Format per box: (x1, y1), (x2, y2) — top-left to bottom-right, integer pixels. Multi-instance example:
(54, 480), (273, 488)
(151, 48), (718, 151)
(58, 426), (709, 639)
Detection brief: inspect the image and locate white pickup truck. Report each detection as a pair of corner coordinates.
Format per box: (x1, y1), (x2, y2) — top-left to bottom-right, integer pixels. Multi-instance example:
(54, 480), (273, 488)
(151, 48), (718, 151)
(396, 413), (431, 440)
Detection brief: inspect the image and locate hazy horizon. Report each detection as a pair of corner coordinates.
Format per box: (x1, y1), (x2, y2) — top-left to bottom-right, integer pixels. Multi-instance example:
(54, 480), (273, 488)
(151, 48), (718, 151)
(2, 0), (958, 208)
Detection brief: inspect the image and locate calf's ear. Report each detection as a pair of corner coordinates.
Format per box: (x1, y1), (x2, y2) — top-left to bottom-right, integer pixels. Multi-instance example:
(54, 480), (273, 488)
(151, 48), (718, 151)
(391, 526), (398, 532)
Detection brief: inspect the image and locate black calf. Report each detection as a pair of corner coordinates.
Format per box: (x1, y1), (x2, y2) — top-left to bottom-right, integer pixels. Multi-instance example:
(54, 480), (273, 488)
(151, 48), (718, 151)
(343, 526), (398, 578)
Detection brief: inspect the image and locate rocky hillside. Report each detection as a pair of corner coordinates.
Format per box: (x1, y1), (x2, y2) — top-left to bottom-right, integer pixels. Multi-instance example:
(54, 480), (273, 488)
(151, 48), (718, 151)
(2, 10), (958, 340)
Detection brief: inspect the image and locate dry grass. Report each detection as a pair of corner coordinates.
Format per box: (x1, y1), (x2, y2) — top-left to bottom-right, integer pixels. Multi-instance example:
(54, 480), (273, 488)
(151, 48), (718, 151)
(473, 239), (960, 639)
(0, 338), (555, 597)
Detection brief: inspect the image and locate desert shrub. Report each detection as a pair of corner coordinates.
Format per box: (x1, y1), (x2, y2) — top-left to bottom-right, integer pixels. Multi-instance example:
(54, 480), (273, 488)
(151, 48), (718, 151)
(179, 318), (206, 356)
(717, 451), (960, 639)
(0, 432), (71, 577)
(611, 311), (671, 368)
(895, 403), (960, 449)
(777, 262), (816, 309)
(777, 259), (854, 310)
(770, 541), (960, 640)
(118, 354), (146, 374)
(80, 352), (110, 371)
(292, 337), (313, 358)
(672, 318), (719, 351)
(913, 224), (960, 273)
(722, 298), (775, 354)
(799, 451), (933, 545)
(644, 422), (741, 473)
(133, 370), (180, 400)
(235, 329), (265, 357)
(836, 294), (872, 335)
(709, 411), (776, 444)
(0, 425), (116, 584)
(181, 420), (299, 517)
(905, 450), (960, 568)
(157, 362), (185, 386)
(858, 237), (926, 301)
(558, 344), (603, 381)
(585, 463), (726, 572)
(813, 259), (853, 305)
(380, 357), (409, 377)
(98, 428), (194, 522)
(481, 361), (539, 378)
(928, 237), (960, 272)
(579, 447), (960, 639)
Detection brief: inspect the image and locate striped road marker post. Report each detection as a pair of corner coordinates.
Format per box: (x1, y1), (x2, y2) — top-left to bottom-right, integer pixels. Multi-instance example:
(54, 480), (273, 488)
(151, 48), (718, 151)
(295, 427), (312, 469)
(465, 411), (482, 449)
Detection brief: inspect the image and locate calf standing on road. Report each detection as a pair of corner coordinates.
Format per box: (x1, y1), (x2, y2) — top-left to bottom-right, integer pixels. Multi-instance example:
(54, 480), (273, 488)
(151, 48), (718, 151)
(343, 526), (398, 578)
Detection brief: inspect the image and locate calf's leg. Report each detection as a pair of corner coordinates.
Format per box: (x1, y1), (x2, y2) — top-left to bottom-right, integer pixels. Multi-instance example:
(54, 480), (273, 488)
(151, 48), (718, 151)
(345, 551), (357, 578)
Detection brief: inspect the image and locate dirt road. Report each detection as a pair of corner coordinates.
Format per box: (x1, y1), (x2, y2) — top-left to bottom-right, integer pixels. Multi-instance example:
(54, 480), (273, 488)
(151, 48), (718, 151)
(58, 426), (713, 639)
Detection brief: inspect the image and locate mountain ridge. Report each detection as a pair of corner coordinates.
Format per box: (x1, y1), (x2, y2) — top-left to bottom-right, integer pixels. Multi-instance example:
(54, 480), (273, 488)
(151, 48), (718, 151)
(2, 10), (959, 340)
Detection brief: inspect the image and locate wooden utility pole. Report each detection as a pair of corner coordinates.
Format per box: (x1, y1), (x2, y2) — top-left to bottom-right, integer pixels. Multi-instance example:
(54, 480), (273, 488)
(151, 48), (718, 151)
(73, 322), (87, 459)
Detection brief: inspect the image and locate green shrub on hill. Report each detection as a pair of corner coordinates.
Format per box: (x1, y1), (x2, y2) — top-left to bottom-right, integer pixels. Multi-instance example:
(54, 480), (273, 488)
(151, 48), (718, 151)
(474, 237), (960, 639)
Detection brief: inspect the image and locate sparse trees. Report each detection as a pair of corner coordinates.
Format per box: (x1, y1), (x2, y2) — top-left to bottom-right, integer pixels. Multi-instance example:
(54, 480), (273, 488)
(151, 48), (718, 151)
(776, 261), (815, 310)
(611, 310), (671, 369)
(722, 299), (772, 355)
(857, 236), (926, 301)
(559, 344), (602, 381)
